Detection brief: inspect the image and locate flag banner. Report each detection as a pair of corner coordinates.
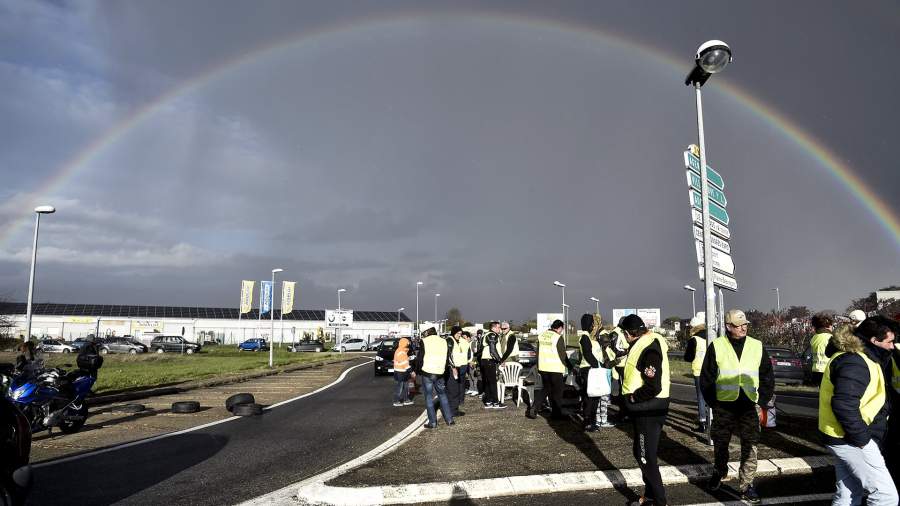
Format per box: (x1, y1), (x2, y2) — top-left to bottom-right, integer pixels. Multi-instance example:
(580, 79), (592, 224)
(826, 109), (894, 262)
(282, 281), (296, 314)
(260, 281), (273, 315)
(240, 280), (255, 314)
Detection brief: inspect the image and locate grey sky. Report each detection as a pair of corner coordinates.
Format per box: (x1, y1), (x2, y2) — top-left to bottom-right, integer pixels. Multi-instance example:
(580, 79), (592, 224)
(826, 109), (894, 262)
(1, 1), (898, 324)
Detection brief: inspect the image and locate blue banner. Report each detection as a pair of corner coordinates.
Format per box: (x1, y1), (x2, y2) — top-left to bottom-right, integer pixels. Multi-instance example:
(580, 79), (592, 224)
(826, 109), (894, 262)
(260, 280), (273, 315)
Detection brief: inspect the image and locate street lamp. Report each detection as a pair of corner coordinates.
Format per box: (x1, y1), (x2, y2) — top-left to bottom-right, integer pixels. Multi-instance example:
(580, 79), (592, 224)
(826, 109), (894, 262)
(685, 40), (732, 346)
(589, 297), (600, 315)
(772, 287), (781, 312)
(416, 281), (423, 334)
(553, 281), (566, 341)
(397, 307), (405, 325)
(337, 288), (347, 310)
(683, 285), (697, 316)
(25, 205), (55, 342)
(562, 303), (570, 339)
(269, 268), (283, 367)
(434, 293), (440, 326)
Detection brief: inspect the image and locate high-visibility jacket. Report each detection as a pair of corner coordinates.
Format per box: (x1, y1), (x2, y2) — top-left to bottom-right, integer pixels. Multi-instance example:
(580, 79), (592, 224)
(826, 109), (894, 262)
(691, 335), (707, 377)
(451, 337), (470, 367)
(819, 351), (886, 438)
(579, 331), (604, 368)
(712, 336), (763, 403)
(480, 333), (497, 360)
(538, 330), (566, 374)
(621, 332), (670, 398)
(810, 332), (833, 373)
(498, 331), (519, 361)
(422, 334), (449, 375)
(892, 357), (900, 395)
(393, 338), (410, 372)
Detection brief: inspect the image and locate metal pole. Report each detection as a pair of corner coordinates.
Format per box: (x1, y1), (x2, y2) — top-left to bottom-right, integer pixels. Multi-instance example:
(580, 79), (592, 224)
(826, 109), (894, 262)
(691, 291), (696, 316)
(416, 283), (420, 334)
(561, 286), (566, 342)
(338, 290), (342, 311)
(776, 288), (781, 312)
(695, 84), (717, 345)
(595, 300), (600, 314)
(718, 289), (726, 338)
(269, 271), (276, 368)
(434, 294), (438, 323)
(24, 213), (41, 342)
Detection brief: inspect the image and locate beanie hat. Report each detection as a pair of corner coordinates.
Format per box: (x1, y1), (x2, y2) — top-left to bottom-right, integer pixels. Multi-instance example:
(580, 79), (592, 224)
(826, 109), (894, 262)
(581, 313), (594, 332)
(620, 314), (647, 334)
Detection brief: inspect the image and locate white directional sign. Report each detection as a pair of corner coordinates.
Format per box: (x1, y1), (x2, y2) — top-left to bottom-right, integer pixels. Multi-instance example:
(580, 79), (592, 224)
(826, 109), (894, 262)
(699, 266), (738, 291)
(693, 225), (731, 254)
(695, 240), (735, 275)
(325, 309), (353, 328)
(691, 209), (730, 240)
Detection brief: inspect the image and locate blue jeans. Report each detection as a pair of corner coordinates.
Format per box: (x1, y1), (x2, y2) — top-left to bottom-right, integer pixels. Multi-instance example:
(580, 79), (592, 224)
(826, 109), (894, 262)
(694, 375), (707, 423)
(421, 373), (453, 426)
(393, 370), (410, 403)
(828, 441), (898, 506)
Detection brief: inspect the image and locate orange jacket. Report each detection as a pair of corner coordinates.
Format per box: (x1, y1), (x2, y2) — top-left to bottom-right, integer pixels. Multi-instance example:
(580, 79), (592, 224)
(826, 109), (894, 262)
(393, 338), (410, 372)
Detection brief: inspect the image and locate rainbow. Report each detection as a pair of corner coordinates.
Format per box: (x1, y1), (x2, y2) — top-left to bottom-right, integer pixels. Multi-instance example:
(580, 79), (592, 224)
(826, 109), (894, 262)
(4, 11), (899, 250)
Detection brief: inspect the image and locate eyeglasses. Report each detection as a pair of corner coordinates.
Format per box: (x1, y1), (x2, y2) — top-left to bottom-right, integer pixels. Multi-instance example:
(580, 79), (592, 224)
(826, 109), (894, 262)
(727, 323), (748, 328)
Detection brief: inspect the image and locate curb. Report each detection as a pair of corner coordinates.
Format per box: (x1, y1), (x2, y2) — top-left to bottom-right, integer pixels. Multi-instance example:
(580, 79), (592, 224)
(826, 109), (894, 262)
(86, 356), (360, 406)
(295, 456), (832, 505)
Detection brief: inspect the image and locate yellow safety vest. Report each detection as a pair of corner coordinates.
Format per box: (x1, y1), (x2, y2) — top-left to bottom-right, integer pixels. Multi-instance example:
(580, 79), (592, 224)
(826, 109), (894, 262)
(819, 351), (886, 438)
(810, 332), (832, 373)
(451, 337), (469, 367)
(892, 357), (900, 395)
(498, 331), (520, 361)
(538, 330), (566, 373)
(579, 332), (604, 368)
(480, 333), (495, 360)
(691, 335), (706, 377)
(621, 332), (670, 398)
(422, 335), (448, 375)
(712, 336), (762, 403)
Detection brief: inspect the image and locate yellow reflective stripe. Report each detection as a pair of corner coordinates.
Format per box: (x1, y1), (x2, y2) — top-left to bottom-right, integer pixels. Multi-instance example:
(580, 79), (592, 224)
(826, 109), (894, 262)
(538, 331), (565, 373)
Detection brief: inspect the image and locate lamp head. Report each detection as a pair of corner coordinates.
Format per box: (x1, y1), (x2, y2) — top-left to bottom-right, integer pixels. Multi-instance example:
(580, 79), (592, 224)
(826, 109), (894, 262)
(398, 307), (405, 311)
(684, 285), (696, 292)
(34, 205), (56, 214)
(695, 40), (732, 74)
(416, 281), (424, 286)
(589, 297), (599, 302)
(338, 288), (346, 293)
(272, 268), (283, 274)
(553, 281), (566, 288)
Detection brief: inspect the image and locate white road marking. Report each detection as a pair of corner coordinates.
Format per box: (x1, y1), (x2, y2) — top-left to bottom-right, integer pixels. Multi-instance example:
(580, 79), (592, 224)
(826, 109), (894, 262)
(32, 360), (374, 468)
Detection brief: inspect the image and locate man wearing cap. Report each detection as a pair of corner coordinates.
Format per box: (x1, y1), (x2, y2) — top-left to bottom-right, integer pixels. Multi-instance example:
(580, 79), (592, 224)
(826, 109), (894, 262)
(809, 312), (835, 386)
(819, 319), (897, 505)
(682, 314), (709, 433)
(619, 314), (670, 506)
(849, 310), (867, 328)
(413, 326), (455, 429)
(527, 319), (571, 420)
(700, 309), (775, 504)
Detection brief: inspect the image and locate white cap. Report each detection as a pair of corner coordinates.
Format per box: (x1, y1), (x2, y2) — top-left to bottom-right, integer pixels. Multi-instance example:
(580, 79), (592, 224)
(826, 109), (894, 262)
(848, 310), (866, 326)
(689, 312), (706, 328)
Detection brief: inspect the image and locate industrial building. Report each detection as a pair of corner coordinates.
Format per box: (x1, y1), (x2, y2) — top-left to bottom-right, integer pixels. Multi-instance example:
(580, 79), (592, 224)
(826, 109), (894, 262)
(0, 302), (413, 345)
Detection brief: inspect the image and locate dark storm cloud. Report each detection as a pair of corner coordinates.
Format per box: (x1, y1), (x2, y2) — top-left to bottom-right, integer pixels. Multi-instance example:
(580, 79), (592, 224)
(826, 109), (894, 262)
(1, 0), (898, 323)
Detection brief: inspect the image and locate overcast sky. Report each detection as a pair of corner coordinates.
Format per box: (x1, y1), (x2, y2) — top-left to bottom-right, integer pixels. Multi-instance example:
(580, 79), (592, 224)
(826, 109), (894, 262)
(1, 1), (899, 324)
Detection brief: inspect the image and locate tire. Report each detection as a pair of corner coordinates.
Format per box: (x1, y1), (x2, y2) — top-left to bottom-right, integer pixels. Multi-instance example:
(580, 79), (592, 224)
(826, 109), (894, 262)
(225, 393), (255, 412)
(361, 346), (367, 352)
(59, 403), (88, 434)
(129, 349), (137, 355)
(341, 347), (346, 353)
(186, 348), (195, 355)
(99, 348), (109, 355)
(232, 403), (263, 416)
(63, 349), (71, 354)
(113, 403), (145, 414)
(316, 347), (322, 353)
(171, 401), (201, 413)
(238, 348), (243, 352)
(156, 348), (164, 354)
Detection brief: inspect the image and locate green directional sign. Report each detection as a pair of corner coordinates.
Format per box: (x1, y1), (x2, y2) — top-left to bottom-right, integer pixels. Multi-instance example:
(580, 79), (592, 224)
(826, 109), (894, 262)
(686, 171), (727, 207)
(684, 151), (725, 190)
(690, 190), (729, 225)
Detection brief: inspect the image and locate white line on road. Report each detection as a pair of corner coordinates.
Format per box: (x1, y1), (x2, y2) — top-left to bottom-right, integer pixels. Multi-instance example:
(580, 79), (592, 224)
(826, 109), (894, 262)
(33, 360), (374, 468)
(680, 492), (833, 506)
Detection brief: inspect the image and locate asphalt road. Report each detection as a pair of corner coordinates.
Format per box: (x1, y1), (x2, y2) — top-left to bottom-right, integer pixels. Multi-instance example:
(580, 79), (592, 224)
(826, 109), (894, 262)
(669, 380), (819, 420)
(27, 358), (421, 506)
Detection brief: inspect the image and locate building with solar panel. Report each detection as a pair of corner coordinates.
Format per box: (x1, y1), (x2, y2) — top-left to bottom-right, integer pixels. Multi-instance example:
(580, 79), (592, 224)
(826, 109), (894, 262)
(0, 302), (413, 346)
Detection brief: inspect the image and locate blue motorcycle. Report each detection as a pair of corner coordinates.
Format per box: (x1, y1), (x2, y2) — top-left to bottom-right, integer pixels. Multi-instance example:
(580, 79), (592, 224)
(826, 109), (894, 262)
(7, 366), (95, 435)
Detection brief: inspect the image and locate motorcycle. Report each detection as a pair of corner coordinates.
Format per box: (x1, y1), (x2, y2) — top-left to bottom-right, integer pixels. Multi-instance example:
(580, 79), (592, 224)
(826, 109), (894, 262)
(1, 364), (32, 506)
(7, 365), (96, 435)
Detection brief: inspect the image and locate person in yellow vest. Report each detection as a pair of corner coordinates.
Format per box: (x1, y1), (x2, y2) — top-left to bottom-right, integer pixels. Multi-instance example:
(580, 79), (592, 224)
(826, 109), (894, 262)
(475, 322), (505, 409)
(700, 309), (775, 504)
(809, 312), (835, 386)
(412, 326), (455, 429)
(608, 320), (631, 422)
(682, 314), (709, 433)
(446, 326), (471, 418)
(527, 319), (570, 420)
(619, 314), (670, 506)
(819, 320), (897, 505)
(392, 337), (414, 407)
(578, 313), (605, 431)
(497, 321), (521, 403)
(463, 331), (480, 396)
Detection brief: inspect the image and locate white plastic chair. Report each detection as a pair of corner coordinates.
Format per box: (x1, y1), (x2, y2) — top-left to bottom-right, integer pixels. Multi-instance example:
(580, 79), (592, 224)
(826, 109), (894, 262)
(497, 362), (525, 407)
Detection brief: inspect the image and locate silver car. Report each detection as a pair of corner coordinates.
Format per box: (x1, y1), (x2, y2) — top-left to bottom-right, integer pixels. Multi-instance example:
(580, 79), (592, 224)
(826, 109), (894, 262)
(37, 339), (76, 354)
(332, 338), (368, 352)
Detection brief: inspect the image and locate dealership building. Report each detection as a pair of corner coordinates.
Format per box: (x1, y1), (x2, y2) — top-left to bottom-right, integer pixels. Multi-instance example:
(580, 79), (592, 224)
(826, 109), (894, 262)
(0, 302), (413, 345)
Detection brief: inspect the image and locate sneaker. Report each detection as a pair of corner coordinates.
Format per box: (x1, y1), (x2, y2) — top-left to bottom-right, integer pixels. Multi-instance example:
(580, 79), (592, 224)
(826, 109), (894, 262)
(402, 400), (414, 406)
(447, 420), (456, 426)
(526, 409), (537, 419)
(392, 402), (403, 407)
(599, 421), (615, 429)
(585, 424), (599, 432)
(692, 423), (707, 433)
(706, 473), (722, 492)
(454, 411), (466, 417)
(494, 403), (507, 409)
(741, 485), (760, 504)
(423, 422), (437, 429)
(484, 403), (494, 409)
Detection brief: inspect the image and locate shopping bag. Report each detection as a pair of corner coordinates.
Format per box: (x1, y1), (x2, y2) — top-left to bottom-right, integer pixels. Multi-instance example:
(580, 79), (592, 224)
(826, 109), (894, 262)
(758, 396), (776, 428)
(587, 367), (612, 397)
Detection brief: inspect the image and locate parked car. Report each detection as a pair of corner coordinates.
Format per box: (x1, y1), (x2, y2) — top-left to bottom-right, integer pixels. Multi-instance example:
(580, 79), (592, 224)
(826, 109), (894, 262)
(237, 338), (270, 352)
(374, 338), (400, 375)
(71, 338), (91, 351)
(150, 336), (201, 354)
(516, 340), (537, 369)
(97, 337), (145, 355)
(332, 338), (368, 352)
(36, 339), (75, 354)
(287, 339), (325, 353)
(766, 347), (804, 385)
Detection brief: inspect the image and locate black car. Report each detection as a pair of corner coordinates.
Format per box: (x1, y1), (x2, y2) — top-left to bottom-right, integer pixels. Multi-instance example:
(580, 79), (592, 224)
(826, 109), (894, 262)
(287, 339), (326, 353)
(374, 338), (400, 375)
(766, 347), (804, 385)
(150, 336), (201, 354)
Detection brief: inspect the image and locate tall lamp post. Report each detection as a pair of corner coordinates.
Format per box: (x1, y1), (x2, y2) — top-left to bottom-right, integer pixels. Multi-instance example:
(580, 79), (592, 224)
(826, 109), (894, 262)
(397, 307), (405, 325)
(434, 293), (440, 329)
(772, 287), (781, 313)
(337, 288), (346, 310)
(589, 297), (600, 315)
(553, 281), (566, 341)
(415, 281), (423, 335)
(25, 205), (55, 342)
(269, 268), (284, 367)
(683, 285), (697, 316)
(561, 303), (570, 340)
(685, 40), (732, 346)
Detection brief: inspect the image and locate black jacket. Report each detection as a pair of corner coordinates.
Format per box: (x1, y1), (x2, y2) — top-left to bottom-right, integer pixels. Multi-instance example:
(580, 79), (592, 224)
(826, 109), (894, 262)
(499, 333), (518, 362)
(820, 332), (892, 448)
(624, 337), (669, 415)
(474, 332), (502, 363)
(699, 335), (775, 413)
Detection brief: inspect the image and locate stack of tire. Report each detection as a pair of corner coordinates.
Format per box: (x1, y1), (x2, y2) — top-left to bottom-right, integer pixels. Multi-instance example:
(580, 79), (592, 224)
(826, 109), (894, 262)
(225, 393), (263, 416)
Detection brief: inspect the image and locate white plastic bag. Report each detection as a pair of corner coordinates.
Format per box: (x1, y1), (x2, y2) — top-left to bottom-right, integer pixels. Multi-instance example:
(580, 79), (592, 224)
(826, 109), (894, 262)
(587, 367), (612, 397)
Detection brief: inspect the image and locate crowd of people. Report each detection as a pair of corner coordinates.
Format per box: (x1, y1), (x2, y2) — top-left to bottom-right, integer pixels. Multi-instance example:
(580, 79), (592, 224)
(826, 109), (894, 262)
(387, 308), (900, 506)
